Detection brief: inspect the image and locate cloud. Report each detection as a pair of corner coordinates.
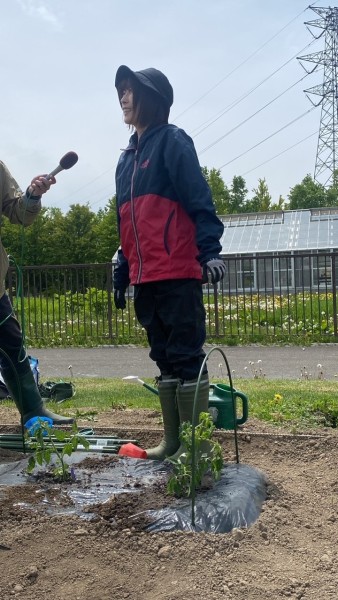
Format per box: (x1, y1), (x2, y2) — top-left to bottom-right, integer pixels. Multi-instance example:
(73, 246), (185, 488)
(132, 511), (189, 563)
(17, 0), (62, 31)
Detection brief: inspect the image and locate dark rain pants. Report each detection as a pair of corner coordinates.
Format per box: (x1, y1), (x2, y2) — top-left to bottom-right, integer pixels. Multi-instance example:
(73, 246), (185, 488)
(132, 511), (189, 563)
(0, 293), (30, 377)
(133, 279), (207, 381)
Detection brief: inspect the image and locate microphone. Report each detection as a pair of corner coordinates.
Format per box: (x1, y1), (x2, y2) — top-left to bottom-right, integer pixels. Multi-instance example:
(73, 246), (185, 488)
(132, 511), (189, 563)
(46, 151), (78, 179)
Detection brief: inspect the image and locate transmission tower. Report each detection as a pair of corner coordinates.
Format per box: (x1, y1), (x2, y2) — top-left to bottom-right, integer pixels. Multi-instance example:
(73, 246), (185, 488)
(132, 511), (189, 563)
(298, 6), (338, 187)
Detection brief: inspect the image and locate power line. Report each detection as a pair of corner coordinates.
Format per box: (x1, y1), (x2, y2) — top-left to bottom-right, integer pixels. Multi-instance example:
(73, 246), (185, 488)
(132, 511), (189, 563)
(233, 131), (318, 180)
(198, 73), (310, 156)
(59, 166), (114, 204)
(191, 39), (317, 139)
(173, 5), (313, 123)
(55, 3), (326, 208)
(218, 106), (316, 171)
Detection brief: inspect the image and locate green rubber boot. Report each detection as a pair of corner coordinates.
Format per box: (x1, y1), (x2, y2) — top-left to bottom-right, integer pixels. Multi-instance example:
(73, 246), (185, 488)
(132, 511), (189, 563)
(145, 376), (180, 460)
(3, 369), (74, 426)
(166, 374), (210, 462)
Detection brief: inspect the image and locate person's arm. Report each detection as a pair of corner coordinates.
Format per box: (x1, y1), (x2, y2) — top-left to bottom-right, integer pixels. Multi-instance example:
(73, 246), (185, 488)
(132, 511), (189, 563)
(0, 161), (55, 226)
(163, 128), (224, 267)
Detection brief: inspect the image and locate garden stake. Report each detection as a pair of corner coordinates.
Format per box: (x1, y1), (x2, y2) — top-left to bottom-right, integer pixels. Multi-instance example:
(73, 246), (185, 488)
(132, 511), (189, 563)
(0, 432), (138, 454)
(190, 347), (240, 528)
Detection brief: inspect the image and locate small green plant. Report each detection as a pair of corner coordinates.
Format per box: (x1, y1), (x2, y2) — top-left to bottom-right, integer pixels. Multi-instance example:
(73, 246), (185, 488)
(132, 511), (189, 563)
(311, 397), (338, 428)
(167, 412), (223, 498)
(73, 409), (98, 421)
(26, 421), (90, 481)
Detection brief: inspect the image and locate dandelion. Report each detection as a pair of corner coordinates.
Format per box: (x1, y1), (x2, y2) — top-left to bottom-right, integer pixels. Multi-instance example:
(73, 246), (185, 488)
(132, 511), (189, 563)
(274, 393), (283, 401)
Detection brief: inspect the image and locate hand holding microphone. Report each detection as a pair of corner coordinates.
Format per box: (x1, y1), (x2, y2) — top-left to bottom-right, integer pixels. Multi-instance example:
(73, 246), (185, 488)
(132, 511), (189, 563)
(28, 151), (78, 197)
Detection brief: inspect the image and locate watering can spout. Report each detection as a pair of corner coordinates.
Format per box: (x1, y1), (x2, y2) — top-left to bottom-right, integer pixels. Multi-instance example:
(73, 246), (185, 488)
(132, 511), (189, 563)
(122, 376), (159, 395)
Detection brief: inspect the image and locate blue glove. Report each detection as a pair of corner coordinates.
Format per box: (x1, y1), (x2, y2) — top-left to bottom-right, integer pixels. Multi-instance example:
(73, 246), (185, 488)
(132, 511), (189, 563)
(202, 258), (226, 285)
(114, 289), (126, 310)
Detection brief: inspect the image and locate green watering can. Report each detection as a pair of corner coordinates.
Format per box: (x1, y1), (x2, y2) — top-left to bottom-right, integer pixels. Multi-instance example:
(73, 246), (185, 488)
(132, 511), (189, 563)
(123, 375), (248, 431)
(208, 383), (249, 430)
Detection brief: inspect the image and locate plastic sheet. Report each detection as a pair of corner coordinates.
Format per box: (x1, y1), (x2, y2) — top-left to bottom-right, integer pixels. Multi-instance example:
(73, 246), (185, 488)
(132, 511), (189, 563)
(0, 453), (267, 533)
(133, 462), (267, 533)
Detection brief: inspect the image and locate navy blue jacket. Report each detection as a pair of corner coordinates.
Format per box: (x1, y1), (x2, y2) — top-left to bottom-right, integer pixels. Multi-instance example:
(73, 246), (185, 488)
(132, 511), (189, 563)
(114, 124), (223, 289)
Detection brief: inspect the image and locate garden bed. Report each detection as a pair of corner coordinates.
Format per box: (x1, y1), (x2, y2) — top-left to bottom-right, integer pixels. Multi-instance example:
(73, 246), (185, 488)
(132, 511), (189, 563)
(0, 408), (337, 599)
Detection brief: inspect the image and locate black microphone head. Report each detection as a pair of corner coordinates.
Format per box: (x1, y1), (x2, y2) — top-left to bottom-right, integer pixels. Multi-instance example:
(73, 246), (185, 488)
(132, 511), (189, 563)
(59, 151), (78, 170)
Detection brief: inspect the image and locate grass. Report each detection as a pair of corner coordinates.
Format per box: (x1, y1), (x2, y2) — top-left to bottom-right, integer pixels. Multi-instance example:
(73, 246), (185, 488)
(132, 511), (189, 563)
(1, 377), (335, 432)
(235, 378), (338, 430)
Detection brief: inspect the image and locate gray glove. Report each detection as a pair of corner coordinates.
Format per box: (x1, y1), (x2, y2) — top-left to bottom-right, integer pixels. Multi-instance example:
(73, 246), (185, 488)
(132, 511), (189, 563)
(202, 258), (226, 285)
(114, 289), (126, 310)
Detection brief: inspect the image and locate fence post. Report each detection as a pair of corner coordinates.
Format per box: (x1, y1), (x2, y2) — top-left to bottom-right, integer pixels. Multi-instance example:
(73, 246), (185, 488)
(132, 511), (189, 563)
(332, 254), (337, 337)
(213, 285), (219, 336)
(106, 262), (114, 343)
(7, 267), (14, 305)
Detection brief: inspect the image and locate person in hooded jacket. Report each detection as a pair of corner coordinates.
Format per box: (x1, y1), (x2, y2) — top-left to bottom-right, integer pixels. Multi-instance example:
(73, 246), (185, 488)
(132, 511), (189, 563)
(0, 161), (73, 426)
(113, 65), (225, 460)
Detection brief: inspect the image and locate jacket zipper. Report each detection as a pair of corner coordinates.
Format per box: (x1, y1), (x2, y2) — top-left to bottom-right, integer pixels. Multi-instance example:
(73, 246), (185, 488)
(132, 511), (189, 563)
(130, 154), (143, 283)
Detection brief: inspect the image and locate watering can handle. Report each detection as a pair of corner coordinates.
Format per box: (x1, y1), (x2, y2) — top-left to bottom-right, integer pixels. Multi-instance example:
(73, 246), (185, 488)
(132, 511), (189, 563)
(209, 384), (249, 426)
(233, 390), (249, 425)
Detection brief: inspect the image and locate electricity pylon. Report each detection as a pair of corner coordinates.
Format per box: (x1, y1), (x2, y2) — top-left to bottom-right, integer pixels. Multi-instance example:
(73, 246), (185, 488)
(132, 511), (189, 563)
(298, 6), (338, 187)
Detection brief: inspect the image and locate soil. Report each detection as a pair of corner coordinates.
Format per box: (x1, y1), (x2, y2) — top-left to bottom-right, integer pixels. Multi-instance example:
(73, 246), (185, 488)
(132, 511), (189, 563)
(0, 405), (338, 600)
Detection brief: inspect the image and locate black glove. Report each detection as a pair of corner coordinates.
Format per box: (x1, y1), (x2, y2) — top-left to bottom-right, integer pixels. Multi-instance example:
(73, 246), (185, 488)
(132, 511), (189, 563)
(202, 258), (226, 285)
(114, 289), (126, 310)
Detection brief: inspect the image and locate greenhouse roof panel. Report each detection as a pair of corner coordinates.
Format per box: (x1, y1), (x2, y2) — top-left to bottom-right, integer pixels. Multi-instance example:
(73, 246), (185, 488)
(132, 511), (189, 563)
(220, 208), (338, 255)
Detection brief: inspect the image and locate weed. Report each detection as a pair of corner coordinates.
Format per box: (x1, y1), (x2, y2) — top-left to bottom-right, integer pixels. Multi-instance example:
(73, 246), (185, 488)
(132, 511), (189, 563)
(311, 397), (338, 428)
(73, 409), (98, 421)
(244, 360), (266, 379)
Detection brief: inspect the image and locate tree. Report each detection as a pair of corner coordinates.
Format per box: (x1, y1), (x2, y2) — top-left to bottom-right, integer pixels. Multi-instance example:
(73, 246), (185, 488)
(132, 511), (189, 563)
(23, 207), (66, 265)
(0, 208), (63, 266)
(245, 178), (272, 213)
(288, 174), (327, 210)
(58, 204), (99, 264)
(228, 175), (248, 213)
(271, 194), (288, 211)
(93, 197), (120, 262)
(202, 167), (230, 214)
(325, 169), (338, 206)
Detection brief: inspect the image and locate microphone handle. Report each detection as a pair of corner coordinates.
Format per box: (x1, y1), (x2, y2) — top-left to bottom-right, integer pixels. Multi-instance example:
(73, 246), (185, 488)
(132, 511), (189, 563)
(46, 164), (64, 180)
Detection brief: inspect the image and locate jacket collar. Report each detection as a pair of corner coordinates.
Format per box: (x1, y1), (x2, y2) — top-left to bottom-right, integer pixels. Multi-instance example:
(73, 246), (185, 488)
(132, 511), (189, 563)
(125, 123), (168, 152)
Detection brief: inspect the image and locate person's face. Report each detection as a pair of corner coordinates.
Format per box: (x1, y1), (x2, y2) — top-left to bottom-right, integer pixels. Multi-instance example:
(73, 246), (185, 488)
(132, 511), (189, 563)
(120, 86), (138, 127)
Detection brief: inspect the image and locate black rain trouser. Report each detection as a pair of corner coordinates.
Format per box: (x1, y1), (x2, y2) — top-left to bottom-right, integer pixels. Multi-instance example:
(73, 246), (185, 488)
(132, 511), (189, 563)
(134, 279), (207, 381)
(0, 293), (30, 377)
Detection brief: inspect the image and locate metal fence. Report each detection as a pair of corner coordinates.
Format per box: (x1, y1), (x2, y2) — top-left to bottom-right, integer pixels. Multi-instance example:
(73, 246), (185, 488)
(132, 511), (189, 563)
(6, 252), (338, 345)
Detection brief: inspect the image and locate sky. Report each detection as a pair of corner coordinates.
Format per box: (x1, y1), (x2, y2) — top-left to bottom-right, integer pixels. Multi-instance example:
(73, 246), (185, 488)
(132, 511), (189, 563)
(0, 0), (334, 213)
